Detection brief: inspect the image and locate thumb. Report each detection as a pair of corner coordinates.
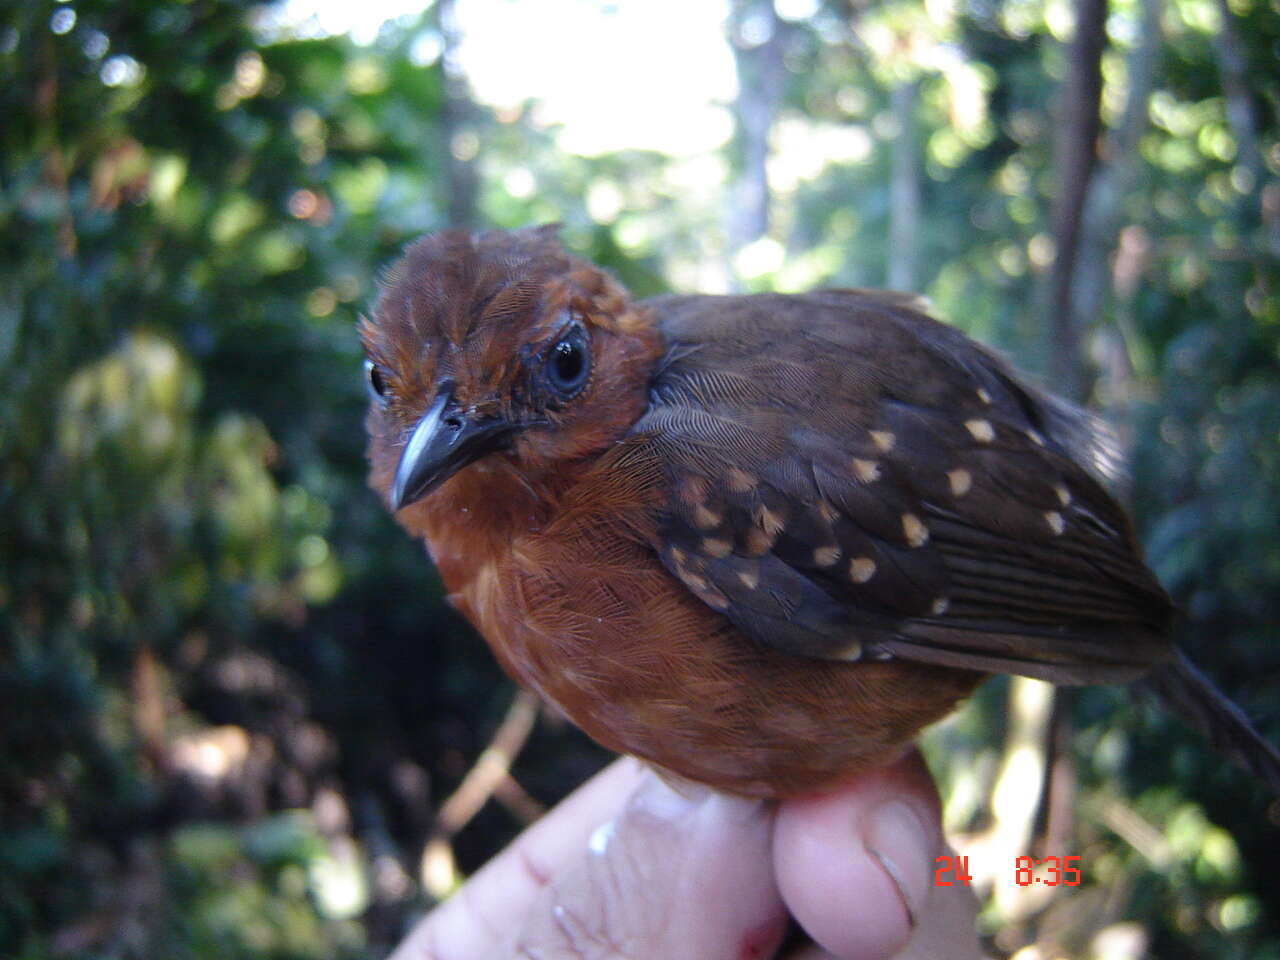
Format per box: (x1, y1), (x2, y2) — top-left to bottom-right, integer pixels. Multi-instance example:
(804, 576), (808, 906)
(774, 750), (981, 960)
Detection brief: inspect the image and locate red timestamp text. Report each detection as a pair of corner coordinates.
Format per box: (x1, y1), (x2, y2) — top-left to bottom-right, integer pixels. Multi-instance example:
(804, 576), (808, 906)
(933, 855), (972, 886)
(932, 855), (1085, 887)
(1014, 855), (1082, 886)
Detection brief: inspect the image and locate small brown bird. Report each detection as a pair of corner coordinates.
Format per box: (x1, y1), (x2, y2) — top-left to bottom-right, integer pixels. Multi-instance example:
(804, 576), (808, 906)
(362, 225), (1279, 797)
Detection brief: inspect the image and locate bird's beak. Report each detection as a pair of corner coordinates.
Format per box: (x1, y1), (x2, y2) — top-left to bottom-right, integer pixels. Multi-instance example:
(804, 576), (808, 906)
(390, 389), (518, 510)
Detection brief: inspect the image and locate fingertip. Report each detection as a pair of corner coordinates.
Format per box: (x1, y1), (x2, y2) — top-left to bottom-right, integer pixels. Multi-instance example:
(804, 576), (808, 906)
(774, 752), (943, 960)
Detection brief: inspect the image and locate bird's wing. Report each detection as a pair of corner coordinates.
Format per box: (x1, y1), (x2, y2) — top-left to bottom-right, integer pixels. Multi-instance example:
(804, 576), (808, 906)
(632, 290), (1173, 685)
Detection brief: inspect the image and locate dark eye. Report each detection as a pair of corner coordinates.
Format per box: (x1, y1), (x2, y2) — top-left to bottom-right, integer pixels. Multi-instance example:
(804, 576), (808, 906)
(545, 326), (591, 400)
(365, 359), (389, 405)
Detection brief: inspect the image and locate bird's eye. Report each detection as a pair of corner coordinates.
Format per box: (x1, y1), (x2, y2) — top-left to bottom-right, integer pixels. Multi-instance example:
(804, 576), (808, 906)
(365, 359), (389, 405)
(545, 326), (591, 400)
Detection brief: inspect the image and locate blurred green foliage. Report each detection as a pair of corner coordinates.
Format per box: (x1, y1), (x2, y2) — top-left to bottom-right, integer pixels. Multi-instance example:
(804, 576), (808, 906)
(1, 0), (1278, 956)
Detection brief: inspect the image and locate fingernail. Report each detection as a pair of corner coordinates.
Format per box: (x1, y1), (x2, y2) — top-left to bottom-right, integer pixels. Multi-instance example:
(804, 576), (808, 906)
(628, 770), (712, 821)
(863, 800), (933, 928)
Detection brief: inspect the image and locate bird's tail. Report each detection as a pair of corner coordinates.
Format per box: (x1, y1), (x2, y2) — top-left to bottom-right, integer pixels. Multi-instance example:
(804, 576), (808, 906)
(1136, 647), (1280, 795)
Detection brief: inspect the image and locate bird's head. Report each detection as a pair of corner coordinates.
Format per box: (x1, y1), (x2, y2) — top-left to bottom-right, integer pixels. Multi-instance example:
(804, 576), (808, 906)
(361, 226), (663, 513)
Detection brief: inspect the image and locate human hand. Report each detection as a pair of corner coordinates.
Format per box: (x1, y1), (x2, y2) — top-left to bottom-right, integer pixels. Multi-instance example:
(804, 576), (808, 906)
(388, 750), (980, 960)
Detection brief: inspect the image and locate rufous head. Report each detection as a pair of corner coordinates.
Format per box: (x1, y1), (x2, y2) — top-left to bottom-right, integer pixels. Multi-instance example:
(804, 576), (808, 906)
(361, 226), (662, 512)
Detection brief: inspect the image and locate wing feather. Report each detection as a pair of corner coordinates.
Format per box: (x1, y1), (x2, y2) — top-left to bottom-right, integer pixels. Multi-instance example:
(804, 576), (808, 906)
(633, 290), (1173, 684)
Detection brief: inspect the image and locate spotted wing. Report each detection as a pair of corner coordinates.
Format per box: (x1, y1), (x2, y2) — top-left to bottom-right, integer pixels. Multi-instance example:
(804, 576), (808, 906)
(634, 290), (1173, 684)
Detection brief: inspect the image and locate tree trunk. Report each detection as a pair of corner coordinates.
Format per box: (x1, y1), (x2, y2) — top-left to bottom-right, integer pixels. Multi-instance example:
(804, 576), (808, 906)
(1046, 0), (1108, 403)
(727, 0), (787, 288)
(1210, 0), (1262, 186)
(887, 78), (921, 291)
(436, 0), (478, 230)
(1074, 0), (1162, 431)
(1209, 0), (1276, 253)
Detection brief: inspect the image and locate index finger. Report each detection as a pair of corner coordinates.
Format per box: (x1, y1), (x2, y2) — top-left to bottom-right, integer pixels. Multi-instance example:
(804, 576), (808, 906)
(390, 756), (648, 960)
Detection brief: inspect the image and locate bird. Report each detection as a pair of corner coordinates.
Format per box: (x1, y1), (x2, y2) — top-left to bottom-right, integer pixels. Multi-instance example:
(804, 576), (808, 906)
(361, 224), (1280, 798)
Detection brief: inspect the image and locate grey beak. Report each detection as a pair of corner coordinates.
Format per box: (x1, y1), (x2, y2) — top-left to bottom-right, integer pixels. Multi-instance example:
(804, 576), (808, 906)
(390, 390), (518, 510)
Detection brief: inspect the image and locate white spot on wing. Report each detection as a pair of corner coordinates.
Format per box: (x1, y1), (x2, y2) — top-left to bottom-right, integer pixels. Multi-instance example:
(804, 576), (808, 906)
(850, 556), (876, 582)
(693, 504), (721, 530)
(902, 512), (929, 547)
(678, 568), (709, 591)
(948, 468), (972, 496)
(701, 537), (732, 558)
(697, 585), (731, 610)
(813, 545), (841, 567)
(852, 458), (881, 483)
(966, 419), (995, 443)
(754, 504), (785, 536)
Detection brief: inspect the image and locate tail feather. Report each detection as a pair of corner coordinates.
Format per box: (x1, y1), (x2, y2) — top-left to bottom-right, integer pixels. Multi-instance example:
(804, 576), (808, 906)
(1137, 647), (1280, 795)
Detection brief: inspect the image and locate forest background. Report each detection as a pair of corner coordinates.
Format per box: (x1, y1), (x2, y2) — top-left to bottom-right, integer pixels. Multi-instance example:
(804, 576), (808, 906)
(3, 0), (1279, 956)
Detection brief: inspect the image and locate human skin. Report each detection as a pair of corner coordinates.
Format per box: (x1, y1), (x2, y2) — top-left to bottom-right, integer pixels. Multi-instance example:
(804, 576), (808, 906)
(387, 750), (981, 960)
